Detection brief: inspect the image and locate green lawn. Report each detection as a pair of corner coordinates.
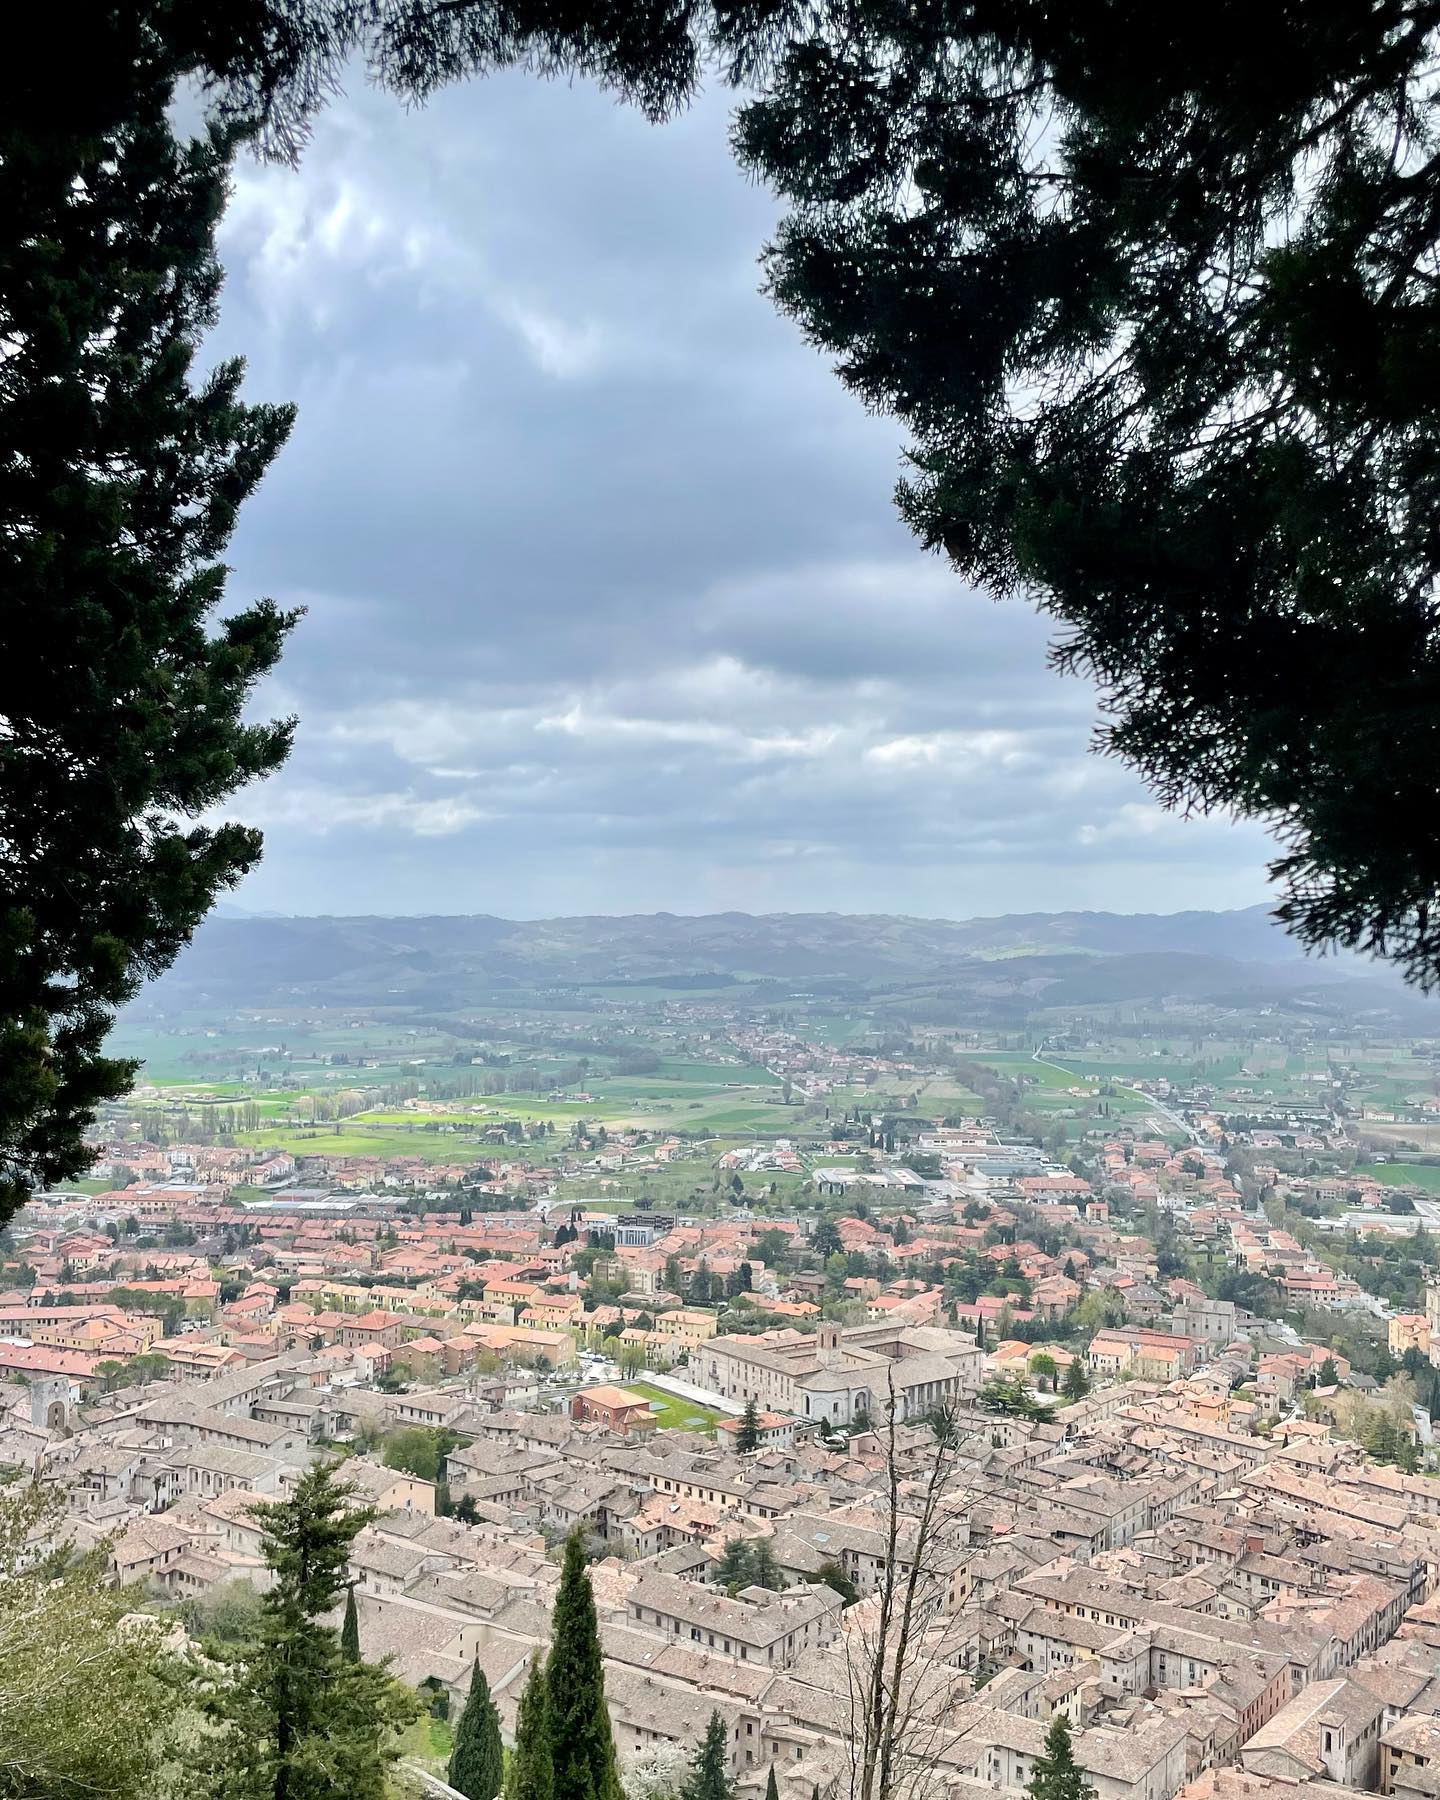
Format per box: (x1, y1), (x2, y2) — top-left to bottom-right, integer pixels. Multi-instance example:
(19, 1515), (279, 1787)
(1355, 1161), (1440, 1191)
(394, 1710), (453, 1775)
(625, 1382), (725, 1434)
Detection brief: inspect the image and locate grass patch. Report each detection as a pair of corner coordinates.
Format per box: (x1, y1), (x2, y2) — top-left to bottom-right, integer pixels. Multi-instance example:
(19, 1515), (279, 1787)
(624, 1381), (725, 1434)
(1355, 1161), (1440, 1191)
(395, 1710), (453, 1773)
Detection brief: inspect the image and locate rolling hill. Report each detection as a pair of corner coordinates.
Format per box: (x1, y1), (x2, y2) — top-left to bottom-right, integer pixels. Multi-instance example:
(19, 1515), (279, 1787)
(122, 903), (1420, 1021)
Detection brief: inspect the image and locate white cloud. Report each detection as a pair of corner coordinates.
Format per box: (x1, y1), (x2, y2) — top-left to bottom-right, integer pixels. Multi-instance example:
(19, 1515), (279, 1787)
(227, 783), (490, 837)
(1075, 803), (1196, 846)
(504, 304), (611, 379)
(535, 698), (836, 761)
(864, 729), (1031, 770)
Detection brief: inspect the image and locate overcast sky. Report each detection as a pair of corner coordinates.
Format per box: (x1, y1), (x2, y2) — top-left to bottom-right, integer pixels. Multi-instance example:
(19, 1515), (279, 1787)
(206, 70), (1279, 921)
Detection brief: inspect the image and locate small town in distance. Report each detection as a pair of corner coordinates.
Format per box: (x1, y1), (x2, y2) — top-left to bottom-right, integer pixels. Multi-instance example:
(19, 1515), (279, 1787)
(7, 909), (1440, 1800)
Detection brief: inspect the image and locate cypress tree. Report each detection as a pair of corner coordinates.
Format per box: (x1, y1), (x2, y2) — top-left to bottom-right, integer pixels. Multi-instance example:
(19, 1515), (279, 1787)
(340, 1585), (360, 1662)
(764, 1769), (778, 1800)
(682, 1714), (734, 1800)
(735, 1399), (760, 1453)
(546, 1531), (620, 1800)
(449, 1661), (504, 1800)
(505, 1655), (552, 1800)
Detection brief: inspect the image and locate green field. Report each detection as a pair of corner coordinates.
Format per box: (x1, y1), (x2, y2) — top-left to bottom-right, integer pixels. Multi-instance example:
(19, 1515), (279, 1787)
(1355, 1161), (1440, 1191)
(625, 1382), (725, 1434)
(238, 1125), (499, 1162)
(973, 1055), (1084, 1088)
(105, 1006), (802, 1166)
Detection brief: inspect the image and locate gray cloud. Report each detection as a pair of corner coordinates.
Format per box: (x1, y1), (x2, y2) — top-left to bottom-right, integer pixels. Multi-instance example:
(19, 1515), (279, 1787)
(206, 71), (1279, 920)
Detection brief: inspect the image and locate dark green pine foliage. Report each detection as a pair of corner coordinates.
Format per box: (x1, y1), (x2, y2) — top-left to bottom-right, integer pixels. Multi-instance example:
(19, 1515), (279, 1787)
(340, 1585), (360, 1663)
(814, 1559), (859, 1607)
(193, 0), (706, 158)
(546, 1531), (621, 1800)
(731, 4), (1440, 987)
(749, 1538), (781, 1591)
(735, 1398), (761, 1453)
(764, 1768), (778, 1800)
(504, 1655), (553, 1800)
(449, 1661), (505, 1800)
(682, 1713), (735, 1800)
(0, 10), (297, 1227)
(811, 1220), (842, 1261)
(714, 1539), (753, 1592)
(1026, 1714), (1096, 1800)
(198, 1462), (418, 1800)
(1061, 1359), (1090, 1402)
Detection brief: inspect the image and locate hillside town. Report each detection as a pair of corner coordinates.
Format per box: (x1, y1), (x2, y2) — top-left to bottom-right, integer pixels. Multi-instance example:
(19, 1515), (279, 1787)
(6, 1086), (1440, 1800)
(12, 0), (1440, 1793)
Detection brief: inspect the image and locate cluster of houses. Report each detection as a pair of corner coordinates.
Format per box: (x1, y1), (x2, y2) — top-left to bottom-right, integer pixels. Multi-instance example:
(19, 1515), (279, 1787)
(6, 1091), (1440, 1800)
(7, 1309), (1440, 1800)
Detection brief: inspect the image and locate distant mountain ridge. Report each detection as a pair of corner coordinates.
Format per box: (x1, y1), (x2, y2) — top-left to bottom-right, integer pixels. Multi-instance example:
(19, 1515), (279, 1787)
(123, 903), (1416, 1020)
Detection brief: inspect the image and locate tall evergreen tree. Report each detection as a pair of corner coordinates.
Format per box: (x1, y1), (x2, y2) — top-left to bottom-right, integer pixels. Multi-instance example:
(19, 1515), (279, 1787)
(504, 1654), (553, 1800)
(450, 1661), (504, 1800)
(714, 1538), (753, 1591)
(340, 1585), (360, 1663)
(0, 10), (298, 1226)
(764, 1769), (778, 1800)
(1061, 1359), (1090, 1402)
(749, 1538), (782, 1592)
(198, 1463), (418, 1800)
(1366, 1411), (1401, 1463)
(682, 1713), (734, 1800)
(735, 1398), (761, 1453)
(546, 1531), (621, 1800)
(811, 1220), (842, 1261)
(814, 1559), (858, 1607)
(1026, 1714), (1095, 1800)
